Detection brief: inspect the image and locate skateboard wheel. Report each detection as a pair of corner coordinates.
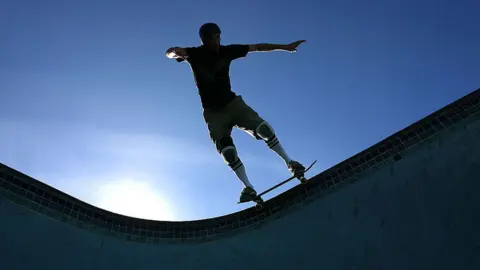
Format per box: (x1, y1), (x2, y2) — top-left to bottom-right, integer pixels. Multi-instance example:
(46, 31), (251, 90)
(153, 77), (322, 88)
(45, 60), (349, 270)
(298, 176), (306, 183)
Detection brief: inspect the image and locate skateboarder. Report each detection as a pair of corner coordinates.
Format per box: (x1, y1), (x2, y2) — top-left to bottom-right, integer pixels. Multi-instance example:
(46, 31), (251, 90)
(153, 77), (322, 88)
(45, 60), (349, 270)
(165, 22), (307, 202)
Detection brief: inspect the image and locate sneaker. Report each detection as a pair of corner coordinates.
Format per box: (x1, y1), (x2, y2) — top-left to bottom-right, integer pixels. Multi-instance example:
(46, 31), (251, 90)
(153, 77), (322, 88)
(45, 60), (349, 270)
(288, 160), (306, 176)
(239, 186), (257, 202)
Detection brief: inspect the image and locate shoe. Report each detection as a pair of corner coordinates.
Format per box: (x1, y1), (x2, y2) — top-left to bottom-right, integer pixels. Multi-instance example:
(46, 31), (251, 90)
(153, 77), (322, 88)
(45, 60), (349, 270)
(239, 186), (257, 203)
(287, 160), (306, 176)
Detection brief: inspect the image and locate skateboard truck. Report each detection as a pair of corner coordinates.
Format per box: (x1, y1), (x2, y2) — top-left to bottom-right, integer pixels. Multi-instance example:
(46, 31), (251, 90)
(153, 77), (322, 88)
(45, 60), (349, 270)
(238, 160), (317, 210)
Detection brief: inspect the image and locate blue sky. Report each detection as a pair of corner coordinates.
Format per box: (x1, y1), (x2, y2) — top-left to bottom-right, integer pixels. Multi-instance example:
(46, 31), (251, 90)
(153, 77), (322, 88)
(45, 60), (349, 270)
(1, 0), (478, 221)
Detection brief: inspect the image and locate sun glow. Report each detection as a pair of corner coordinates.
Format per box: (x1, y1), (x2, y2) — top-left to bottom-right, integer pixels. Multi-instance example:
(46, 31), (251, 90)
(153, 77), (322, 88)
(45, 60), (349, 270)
(94, 177), (176, 221)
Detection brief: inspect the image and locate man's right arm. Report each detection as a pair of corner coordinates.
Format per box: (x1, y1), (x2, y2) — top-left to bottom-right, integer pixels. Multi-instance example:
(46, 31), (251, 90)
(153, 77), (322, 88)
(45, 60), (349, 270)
(165, 47), (190, 60)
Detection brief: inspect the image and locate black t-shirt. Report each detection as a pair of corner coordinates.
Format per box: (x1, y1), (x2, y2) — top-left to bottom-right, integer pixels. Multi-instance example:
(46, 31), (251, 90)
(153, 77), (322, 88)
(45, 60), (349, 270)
(180, 44), (249, 110)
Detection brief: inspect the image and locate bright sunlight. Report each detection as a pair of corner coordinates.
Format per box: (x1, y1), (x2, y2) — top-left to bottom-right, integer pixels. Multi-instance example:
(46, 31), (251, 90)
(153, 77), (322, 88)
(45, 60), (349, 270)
(94, 177), (176, 221)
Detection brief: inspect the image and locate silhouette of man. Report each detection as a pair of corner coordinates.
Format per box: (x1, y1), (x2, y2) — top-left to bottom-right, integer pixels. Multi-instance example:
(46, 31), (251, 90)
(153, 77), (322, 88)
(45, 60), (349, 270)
(166, 22), (307, 202)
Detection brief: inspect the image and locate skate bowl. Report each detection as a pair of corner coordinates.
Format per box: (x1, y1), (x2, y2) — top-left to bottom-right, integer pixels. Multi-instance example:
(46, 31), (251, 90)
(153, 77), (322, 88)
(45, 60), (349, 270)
(1, 88), (479, 269)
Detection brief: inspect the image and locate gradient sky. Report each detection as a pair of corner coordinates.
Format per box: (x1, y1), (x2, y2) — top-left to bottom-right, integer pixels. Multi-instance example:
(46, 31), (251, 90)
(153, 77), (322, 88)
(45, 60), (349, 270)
(1, 0), (478, 221)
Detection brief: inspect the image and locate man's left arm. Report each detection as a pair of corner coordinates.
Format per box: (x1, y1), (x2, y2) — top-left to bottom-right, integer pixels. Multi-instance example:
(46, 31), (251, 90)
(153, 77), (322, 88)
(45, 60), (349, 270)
(248, 40), (306, 53)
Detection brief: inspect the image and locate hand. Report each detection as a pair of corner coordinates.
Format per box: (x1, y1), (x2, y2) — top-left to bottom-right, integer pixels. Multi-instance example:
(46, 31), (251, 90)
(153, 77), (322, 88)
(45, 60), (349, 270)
(286, 40), (306, 52)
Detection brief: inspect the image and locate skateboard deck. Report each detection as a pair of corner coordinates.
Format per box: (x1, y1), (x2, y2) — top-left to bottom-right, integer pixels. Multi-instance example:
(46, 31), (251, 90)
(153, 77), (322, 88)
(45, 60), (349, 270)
(237, 160), (317, 210)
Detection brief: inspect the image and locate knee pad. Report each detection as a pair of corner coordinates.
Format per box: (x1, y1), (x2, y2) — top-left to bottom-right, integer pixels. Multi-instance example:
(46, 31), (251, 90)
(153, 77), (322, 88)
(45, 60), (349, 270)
(255, 121), (275, 141)
(217, 136), (239, 165)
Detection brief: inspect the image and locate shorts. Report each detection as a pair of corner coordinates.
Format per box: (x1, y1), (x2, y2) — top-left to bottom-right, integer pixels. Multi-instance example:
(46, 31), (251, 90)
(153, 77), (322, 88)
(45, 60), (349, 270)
(203, 95), (265, 152)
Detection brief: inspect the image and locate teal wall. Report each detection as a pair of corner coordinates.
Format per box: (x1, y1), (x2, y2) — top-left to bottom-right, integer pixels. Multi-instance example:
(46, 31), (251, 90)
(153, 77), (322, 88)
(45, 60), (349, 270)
(1, 116), (479, 269)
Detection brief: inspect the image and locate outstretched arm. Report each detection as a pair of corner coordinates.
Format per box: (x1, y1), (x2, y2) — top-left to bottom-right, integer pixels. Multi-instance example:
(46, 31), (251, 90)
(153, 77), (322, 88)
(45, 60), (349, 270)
(165, 47), (189, 59)
(248, 40), (306, 53)
(248, 43), (288, 52)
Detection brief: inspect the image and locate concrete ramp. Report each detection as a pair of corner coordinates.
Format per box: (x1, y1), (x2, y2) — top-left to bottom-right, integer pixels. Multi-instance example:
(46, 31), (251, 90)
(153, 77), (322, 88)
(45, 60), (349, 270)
(1, 88), (479, 270)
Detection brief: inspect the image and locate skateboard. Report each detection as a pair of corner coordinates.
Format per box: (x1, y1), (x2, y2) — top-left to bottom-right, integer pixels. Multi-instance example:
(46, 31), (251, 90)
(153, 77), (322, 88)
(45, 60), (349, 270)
(237, 160), (317, 210)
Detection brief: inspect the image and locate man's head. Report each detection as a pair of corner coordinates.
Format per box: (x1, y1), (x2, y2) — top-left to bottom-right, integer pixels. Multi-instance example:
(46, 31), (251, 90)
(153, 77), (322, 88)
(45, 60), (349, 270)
(199, 22), (221, 50)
